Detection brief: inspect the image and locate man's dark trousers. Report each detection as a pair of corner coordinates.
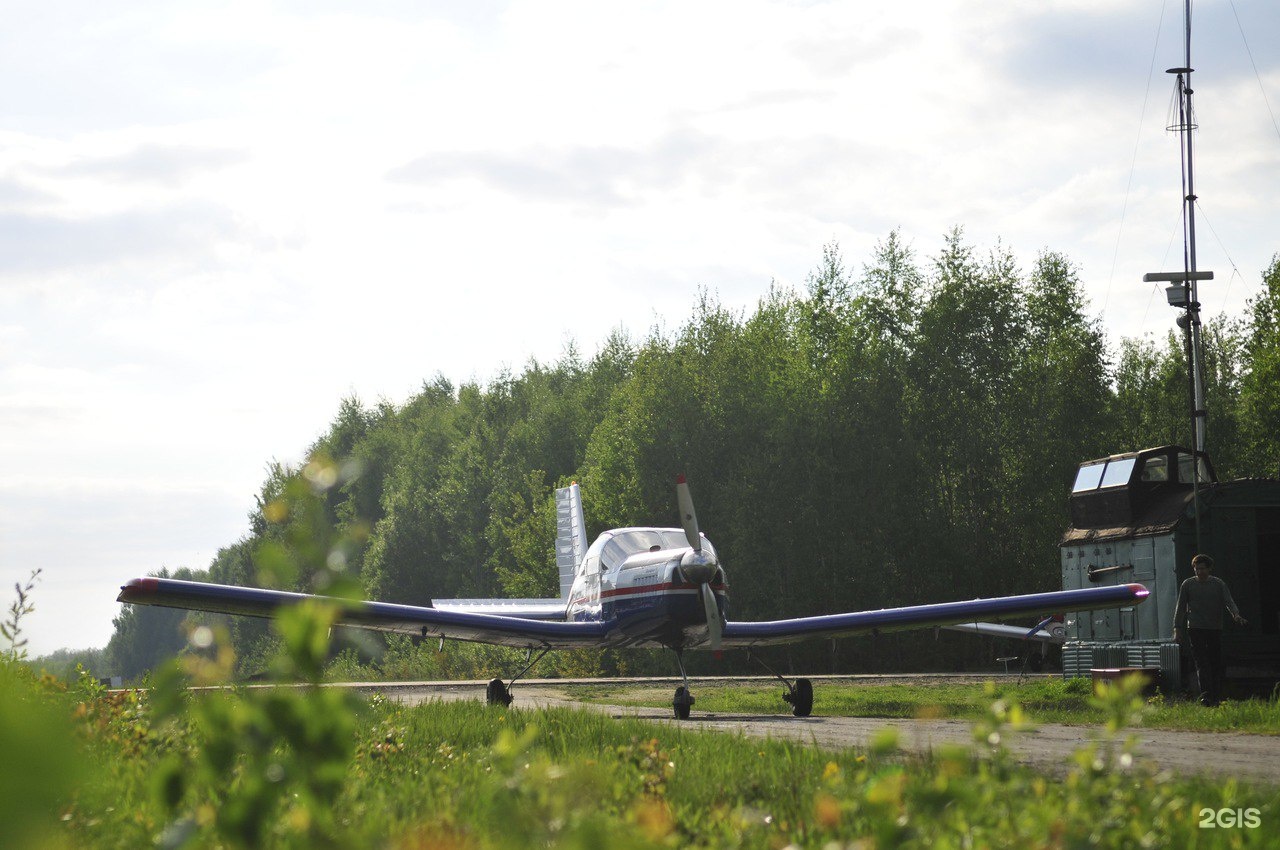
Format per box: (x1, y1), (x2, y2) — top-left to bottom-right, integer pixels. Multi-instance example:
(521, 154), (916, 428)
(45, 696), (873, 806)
(1187, 628), (1224, 705)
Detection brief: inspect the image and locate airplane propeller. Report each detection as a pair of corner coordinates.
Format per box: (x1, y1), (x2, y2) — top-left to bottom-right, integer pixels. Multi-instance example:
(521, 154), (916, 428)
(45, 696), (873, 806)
(699, 581), (722, 650)
(676, 474), (722, 649)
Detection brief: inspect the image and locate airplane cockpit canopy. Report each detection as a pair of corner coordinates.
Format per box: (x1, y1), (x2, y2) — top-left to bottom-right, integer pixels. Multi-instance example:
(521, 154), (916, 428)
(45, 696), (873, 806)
(584, 529), (715, 573)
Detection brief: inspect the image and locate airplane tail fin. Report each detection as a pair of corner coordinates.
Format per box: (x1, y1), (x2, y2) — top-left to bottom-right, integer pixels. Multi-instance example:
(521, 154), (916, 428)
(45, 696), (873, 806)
(431, 483), (585, 619)
(555, 482), (586, 601)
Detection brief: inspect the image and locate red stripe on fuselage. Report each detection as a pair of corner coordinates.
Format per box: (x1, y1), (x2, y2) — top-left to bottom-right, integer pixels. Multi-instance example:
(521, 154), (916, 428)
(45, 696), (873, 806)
(569, 581), (727, 607)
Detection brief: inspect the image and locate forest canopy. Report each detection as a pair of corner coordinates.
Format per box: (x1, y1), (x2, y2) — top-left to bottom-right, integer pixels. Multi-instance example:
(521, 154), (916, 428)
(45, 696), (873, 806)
(99, 230), (1280, 680)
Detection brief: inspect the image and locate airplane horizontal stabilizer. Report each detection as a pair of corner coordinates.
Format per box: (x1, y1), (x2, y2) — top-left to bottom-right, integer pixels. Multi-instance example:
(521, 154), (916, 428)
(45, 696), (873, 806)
(943, 622), (1065, 644)
(431, 598), (566, 620)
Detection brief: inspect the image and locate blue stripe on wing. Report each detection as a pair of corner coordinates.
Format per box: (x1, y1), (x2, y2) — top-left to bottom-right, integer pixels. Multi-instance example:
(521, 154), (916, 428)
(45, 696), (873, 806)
(719, 584), (1148, 648)
(117, 577), (609, 649)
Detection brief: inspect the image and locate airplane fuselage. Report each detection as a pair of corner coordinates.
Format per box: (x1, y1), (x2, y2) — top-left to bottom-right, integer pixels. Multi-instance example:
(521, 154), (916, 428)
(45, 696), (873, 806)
(564, 527), (727, 649)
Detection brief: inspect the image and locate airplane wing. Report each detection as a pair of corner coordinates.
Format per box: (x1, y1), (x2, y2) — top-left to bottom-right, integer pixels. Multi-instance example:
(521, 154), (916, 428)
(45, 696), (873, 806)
(117, 577), (608, 650)
(717, 584), (1146, 648)
(120, 578), (1143, 652)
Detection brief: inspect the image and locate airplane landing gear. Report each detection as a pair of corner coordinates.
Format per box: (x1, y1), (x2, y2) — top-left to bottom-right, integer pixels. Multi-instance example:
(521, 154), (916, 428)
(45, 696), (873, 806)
(485, 647), (550, 708)
(672, 650), (696, 720)
(782, 677), (813, 717)
(749, 651), (814, 717)
(673, 686), (695, 720)
(486, 677), (513, 706)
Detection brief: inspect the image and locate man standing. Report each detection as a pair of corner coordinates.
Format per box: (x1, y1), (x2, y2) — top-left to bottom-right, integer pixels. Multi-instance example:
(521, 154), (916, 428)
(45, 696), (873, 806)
(1173, 554), (1247, 706)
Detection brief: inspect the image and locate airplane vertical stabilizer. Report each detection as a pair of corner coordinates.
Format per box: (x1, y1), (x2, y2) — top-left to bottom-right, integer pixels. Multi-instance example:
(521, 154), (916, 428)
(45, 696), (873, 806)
(555, 483), (586, 600)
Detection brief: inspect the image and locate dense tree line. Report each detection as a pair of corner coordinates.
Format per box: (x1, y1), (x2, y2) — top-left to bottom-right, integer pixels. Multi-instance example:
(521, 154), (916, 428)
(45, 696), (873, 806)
(103, 231), (1280, 679)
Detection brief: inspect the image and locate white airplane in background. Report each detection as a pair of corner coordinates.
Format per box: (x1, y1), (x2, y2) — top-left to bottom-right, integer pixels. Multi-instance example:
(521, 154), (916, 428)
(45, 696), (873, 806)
(119, 477), (1148, 718)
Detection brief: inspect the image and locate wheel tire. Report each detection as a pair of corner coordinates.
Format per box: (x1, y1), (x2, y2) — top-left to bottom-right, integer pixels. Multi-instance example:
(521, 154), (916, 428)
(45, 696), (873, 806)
(486, 678), (511, 706)
(673, 686), (693, 720)
(791, 678), (813, 717)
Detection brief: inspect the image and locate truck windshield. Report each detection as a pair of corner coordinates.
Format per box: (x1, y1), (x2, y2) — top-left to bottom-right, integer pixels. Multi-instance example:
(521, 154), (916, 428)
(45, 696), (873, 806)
(1072, 462), (1105, 492)
(1099, 458), (1136, 488)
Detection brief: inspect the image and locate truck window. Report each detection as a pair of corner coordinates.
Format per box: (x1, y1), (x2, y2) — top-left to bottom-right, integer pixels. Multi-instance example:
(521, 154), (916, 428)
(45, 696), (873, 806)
(1176, 452), (1213, 484)
(1140, 456), (1169, 482)
(1073, 462), (1105, 492)
(1099, 457), (1136, 488)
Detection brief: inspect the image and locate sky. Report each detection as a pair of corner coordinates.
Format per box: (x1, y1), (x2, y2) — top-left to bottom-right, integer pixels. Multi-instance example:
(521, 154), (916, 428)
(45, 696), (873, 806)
(3, 0), (1278, 659)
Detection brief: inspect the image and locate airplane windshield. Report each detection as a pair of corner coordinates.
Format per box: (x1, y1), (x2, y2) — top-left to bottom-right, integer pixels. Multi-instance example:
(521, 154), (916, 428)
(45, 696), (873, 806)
(594, 530), (711, 572)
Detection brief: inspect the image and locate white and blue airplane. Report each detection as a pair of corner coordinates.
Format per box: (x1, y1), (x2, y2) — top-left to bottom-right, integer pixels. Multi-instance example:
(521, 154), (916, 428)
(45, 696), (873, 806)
(119, 476), (1148, 718)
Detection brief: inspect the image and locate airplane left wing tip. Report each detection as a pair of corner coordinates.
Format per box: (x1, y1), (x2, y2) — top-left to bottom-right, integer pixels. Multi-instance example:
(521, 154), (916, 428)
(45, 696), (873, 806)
(117, 577), (157, 602)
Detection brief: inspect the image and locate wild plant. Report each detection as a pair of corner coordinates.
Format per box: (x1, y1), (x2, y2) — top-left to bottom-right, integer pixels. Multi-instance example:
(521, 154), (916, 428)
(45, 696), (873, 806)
(2, 567), (42, 662)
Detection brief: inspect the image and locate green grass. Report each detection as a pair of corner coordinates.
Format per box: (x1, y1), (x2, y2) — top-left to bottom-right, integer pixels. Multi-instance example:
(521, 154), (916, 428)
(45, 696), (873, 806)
(3, 656), (1270, 849)
(6, 582), (1276, 848)
(46, 683), (1277, 849)
(567, 678), (1280, 734)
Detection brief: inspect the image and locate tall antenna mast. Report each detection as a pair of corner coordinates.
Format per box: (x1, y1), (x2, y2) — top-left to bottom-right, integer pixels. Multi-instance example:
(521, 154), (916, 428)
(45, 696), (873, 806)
(1143, 0), (1213, 550)
(1177, 0), (1207, 457)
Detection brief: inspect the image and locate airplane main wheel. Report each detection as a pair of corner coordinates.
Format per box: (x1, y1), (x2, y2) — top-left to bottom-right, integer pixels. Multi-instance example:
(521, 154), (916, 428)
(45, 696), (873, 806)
(788, 678), (813, 717)
(487, 678), (513, 706)
(673, 686), (694, 720)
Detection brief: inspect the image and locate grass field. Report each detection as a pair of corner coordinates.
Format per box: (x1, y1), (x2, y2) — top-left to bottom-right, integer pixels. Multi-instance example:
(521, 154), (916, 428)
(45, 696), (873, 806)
(567, 677), (1280, 735)
(5, 660), (1276, 849)
(6, 591), (1278, 848)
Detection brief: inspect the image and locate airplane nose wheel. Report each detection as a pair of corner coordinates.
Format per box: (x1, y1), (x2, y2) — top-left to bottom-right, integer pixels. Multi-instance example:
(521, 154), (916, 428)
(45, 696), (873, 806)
(672, 649), (696, 719)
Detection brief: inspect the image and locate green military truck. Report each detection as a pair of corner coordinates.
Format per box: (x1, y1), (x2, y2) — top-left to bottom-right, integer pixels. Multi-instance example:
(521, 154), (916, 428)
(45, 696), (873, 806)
(1060, 445), (1280, 695)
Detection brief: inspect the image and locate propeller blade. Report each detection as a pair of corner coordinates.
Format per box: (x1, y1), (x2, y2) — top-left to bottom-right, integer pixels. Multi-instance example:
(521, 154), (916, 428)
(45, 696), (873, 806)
(700, 582), (722, 650)
(676, 474), (701, 552)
